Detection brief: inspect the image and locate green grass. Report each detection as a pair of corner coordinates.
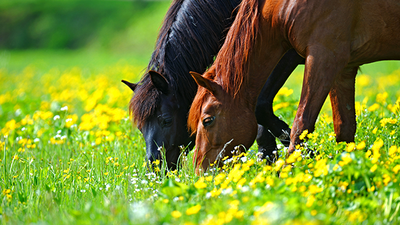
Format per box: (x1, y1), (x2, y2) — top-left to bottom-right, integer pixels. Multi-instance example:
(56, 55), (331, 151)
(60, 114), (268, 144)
(0, 51), (400, 224)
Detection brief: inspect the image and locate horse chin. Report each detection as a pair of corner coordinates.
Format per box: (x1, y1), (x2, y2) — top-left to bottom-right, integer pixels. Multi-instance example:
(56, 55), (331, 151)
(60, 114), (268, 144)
(164, 147), (181, 171)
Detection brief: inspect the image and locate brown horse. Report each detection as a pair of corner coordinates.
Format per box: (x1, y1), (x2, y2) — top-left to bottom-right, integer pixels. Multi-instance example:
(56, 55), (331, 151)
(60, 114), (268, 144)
(188, 0), (400, 173)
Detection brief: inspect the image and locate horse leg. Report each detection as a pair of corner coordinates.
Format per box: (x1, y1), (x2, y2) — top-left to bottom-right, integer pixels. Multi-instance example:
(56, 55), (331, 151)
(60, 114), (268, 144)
(288, 45), (350, 154)
(256, 125), (278, 163)
(329, 67), (358, 143)
(255, 49), (304, 151)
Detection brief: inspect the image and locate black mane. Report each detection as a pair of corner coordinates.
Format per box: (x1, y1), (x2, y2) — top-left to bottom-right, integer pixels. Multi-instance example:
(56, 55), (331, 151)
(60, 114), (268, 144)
(130, 0), (241, 128)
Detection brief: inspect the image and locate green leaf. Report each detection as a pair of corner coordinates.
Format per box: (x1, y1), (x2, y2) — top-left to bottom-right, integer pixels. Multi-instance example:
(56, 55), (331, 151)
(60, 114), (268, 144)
(160, 178), (188, 199)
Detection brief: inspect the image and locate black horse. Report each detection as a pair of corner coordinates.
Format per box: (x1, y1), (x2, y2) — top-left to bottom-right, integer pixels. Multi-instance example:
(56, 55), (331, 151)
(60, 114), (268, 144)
(122, 0), (304, 170)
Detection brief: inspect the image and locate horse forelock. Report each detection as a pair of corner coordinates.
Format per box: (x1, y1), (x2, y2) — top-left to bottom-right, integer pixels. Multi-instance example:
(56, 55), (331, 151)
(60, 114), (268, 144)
(188, 86), (209, 135)
(212, 0), (260, 98)
(128, 77), (159, 130)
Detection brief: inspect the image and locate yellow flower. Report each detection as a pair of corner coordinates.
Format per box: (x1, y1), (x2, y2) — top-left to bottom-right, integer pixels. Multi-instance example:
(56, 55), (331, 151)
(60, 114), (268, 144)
(65, 114), (78, 128)
(235, 210), (245, 219)
(389, 146), (397, 156)
(237, 178), (247, 188)
(273, 102), (290, 111)
(339, 181), (349, 191)
(299, 130), (308, 140)
(286, 150), (302, 164)
(306, 195), (316, 207)
(274, 159), (285, 171)
(357, 74), (371, 87)
(214, 173), (226, 186)
(311, 210), (317, 216)
(338, 153), (352, 166)
(254, 202), (274, 217)
(276, 87), (293, 97)
(376, 92), (388, 104)
(368, 103), (380, 112)
(2, 189), (11, 195)
(346, 142), (355, 152)
(210, 188), (222, 198)
(194, 177), (207, 189)
(303, 174), (313, 183)
(309, 185), (323, 194)
(186, 204), (201, 215)
(368, 186), (375, 192)
(393, 165), (400, 174)
(356, 141), (366, 150)
(171, 210), (182, 218)
(380, 118), (397, 127)
(370, 164), (378, 172)
(333, 164), (340, 171)
(314, 158), (328, 177)
(152, 160), (160, 166)
(383, 174), (391, 186)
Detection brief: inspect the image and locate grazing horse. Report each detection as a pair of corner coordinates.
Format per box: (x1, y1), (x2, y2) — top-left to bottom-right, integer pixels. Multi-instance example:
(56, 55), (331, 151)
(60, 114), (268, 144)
(122, 0), (304, 170)
(188, 0), (400, 173)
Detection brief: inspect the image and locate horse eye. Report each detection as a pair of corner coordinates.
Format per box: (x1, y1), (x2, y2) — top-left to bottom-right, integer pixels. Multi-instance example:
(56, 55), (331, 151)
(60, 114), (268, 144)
(158, 115), (172, 128)
(202, 116), (215, 127)
(163, 118), (172, 127)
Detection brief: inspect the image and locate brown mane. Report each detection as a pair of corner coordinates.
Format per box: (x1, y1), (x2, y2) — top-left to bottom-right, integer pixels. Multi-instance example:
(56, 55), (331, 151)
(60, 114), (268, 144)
(188, 0), (261, 134)
(214, 0), (260, 97)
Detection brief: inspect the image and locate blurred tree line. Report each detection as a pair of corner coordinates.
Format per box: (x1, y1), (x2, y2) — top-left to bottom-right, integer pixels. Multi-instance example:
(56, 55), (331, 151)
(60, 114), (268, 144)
(0, 0), (171, 52)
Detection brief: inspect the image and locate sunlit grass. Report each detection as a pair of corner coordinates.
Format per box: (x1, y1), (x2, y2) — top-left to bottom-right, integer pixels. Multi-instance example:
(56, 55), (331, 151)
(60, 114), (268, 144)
(0, 52), (400, 224)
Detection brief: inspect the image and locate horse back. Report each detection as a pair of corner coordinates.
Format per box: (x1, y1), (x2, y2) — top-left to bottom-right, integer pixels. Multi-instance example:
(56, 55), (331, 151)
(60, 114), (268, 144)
(351, 0), (400, 63)
(274, 0), (400, 64)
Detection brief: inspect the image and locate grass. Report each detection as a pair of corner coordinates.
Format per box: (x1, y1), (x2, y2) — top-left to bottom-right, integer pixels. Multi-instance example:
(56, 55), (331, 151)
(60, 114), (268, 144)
(0, 50), (400, 224)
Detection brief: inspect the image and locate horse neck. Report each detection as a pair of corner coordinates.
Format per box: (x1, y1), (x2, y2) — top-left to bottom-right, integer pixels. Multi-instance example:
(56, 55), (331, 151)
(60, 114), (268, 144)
(236, 31), (288, 111)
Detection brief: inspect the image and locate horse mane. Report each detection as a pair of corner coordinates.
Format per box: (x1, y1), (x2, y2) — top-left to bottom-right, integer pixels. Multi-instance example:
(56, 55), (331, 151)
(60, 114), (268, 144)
(214, 0), (260, 97)
(129, 0), (241, 129)
(188, 0), (261, 134)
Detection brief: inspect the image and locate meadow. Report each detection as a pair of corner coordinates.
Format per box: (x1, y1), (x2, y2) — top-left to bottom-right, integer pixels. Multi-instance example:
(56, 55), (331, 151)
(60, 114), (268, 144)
(1, 50), (400, 225)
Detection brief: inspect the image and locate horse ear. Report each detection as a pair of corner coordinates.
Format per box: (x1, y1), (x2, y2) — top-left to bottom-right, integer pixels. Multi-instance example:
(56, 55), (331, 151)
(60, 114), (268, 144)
(190, 71), (218, 95)
(121, 80), (138, 92)
(149, 70), (169, 95)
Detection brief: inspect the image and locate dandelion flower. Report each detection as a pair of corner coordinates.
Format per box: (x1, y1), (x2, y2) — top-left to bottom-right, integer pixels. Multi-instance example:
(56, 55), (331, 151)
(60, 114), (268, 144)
(186, 205), (201, 215)
(171, 210), (182, 218)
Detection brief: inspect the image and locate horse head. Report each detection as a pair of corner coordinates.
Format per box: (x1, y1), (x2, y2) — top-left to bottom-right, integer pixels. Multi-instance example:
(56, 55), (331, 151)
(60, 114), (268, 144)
(188, 72), (258, 174)
(122, 70), (194, 171)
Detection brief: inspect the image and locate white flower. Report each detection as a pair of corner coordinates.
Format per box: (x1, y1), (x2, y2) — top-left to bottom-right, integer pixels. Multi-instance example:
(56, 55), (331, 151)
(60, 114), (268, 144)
(61, 106), (68, 111)
(222, 187), (233, 195)
(53, 115), (60, 120)
(241, 186), (250, 192)
(105, 183), (111, 191)
(141, 180), (148, 185)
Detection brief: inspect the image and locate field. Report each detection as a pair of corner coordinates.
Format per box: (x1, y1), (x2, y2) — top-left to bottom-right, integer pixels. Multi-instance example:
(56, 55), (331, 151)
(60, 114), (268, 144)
(1, 50), (400, 224)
